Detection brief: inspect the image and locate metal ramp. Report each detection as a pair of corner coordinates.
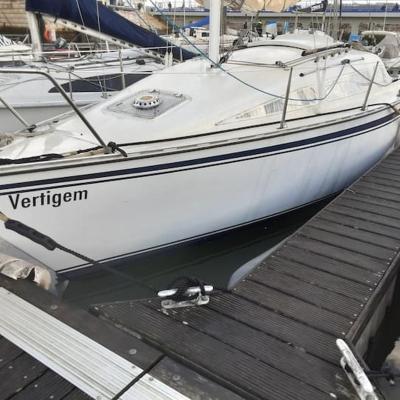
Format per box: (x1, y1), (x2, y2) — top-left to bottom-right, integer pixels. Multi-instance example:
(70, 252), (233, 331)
(0, 287), (189, 400)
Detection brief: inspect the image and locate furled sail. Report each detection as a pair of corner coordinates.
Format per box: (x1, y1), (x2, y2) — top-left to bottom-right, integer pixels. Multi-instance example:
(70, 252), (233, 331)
(25, 0), (196, 61)
(197, 0), (300, 13)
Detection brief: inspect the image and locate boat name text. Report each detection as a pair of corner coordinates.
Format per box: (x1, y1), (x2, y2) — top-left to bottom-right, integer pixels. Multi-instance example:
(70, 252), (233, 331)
(8, 190), (88, 209)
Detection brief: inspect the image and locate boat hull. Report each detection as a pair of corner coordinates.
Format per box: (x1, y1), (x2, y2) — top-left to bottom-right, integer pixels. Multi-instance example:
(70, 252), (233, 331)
(0, 109), (399, 272)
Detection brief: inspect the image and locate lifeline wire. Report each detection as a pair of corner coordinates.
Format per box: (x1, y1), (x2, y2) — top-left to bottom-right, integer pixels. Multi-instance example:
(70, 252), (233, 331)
(149, 0), (358, 103)
(349, 63), (394, 87)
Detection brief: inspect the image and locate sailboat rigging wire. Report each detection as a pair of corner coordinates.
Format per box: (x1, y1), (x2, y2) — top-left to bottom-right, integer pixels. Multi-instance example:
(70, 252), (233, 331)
(40, 58), (152, 92)
(220, 61), (346, 102)
(147, 0), (216, 60)
(74, 0), (92, 47)
(74, 0), (108, 96)
(149, 1), (352, 103)
(125, 0), (155, 32)
(383, 0), (388, 31)
(0, 68), (131, 93)
(368, 0), (372, 30)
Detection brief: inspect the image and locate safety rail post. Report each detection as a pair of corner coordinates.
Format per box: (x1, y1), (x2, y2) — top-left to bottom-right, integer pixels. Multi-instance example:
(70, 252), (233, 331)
(68, 71), (74, 101)
(362, 61), (379, 111)
(0, 95), (32, 130)
(279, 67), (293, 129)
(0, 69), (107, 149)
(118, 49), (126, 90)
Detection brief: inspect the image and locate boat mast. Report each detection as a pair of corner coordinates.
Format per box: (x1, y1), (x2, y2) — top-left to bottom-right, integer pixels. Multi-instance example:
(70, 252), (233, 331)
(208, 0), (221, 64)
(26, 12), (42, 60)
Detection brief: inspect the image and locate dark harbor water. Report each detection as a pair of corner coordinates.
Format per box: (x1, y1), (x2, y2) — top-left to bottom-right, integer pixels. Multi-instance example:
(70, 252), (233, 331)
(62, 198), (332, 308)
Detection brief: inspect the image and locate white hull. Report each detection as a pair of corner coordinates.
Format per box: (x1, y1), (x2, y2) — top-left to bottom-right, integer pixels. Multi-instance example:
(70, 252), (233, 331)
(0, 107), (398, 272)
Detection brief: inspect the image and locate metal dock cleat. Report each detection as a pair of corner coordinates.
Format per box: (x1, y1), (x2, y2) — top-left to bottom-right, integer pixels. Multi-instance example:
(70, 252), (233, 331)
(336, 339), (379, 400)
(158, 279), (213, 309)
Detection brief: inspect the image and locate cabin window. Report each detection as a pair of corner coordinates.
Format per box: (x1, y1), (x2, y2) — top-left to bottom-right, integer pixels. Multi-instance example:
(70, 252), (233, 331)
(219, 86), (318, 125)
(48, 73), (150, 93)
(361, 34), (386, 47)
(264, 99), (284, 114)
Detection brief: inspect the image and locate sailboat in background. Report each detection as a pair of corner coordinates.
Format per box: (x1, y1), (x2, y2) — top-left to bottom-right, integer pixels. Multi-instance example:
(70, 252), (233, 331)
(0, 35), (31, 61)
(0, 0), (196, 133)
(0, 0), (399, 273)
(360, 30), (400, 76)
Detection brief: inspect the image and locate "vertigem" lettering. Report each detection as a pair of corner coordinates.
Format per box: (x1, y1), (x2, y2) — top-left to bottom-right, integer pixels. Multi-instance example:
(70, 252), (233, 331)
(8, 190), (88, 209)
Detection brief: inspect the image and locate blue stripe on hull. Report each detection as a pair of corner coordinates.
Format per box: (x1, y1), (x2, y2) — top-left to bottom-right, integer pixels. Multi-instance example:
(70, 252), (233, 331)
(0, 112), (396, 193)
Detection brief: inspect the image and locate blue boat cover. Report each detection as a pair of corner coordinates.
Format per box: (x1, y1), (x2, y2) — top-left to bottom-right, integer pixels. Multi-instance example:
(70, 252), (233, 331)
(25, 0), (196, 60)
(183, 16), (209, 29)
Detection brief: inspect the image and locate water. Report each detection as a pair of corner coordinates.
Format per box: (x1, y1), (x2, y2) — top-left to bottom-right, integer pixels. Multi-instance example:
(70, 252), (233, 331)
(62, 198), (331, 308)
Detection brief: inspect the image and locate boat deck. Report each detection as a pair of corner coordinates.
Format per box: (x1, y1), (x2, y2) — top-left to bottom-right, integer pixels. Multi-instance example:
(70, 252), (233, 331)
(2, 150), (400, 399)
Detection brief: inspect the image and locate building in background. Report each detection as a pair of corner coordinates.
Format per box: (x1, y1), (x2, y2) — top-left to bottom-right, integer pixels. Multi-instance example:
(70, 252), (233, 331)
(0, 0), (26, 33)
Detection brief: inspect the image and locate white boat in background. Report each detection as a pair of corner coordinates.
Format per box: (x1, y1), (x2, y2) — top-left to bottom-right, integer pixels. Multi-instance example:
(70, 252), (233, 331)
(360, 30), (400, 75)
(165, 27), (238, 54)
(0, 0), (196, 133)
(0, 35), (31, 60)
(0, 26), (399, 273)
(0, 49), (165, 132)
(165, 26), (269, 55)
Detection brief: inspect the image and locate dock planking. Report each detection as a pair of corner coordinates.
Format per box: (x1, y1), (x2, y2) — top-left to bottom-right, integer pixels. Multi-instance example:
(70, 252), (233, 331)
(2, 152), (400, 398)
(94, 150), (400, 399)
(0, 276), (246, 400)
(0, 337), (91, 400)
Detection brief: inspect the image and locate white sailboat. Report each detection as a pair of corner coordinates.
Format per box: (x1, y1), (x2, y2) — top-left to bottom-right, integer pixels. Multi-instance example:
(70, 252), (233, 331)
(0, 35), (31, 59)
(0, 3), (399, 273)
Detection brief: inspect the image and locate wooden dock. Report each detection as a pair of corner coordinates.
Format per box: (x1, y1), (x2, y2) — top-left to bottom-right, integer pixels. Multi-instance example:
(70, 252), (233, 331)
(3, 149), (400, 399)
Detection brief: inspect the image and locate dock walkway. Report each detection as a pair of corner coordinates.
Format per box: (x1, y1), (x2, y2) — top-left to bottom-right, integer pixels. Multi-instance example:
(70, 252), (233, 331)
(95, 149), (400, 399)
(2, 150), (400, 399)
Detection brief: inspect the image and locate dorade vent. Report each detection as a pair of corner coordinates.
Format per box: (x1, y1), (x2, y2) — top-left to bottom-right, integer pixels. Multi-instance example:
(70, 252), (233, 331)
(108, 90), (189, 119)
(133, 92), (161, 109)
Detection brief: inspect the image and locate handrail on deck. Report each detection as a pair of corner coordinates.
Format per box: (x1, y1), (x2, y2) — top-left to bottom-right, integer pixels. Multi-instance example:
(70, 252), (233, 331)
(0, 69), (107, 150)
(362, 61), (379, 111)
(279, 67), (293, 129)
